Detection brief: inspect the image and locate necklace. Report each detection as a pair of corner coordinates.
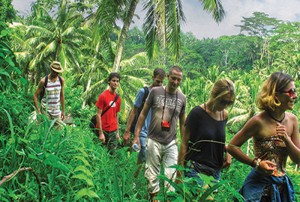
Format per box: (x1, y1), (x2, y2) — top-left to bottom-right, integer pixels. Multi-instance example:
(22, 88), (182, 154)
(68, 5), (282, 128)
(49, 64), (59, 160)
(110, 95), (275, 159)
(267, 112), (285, 123)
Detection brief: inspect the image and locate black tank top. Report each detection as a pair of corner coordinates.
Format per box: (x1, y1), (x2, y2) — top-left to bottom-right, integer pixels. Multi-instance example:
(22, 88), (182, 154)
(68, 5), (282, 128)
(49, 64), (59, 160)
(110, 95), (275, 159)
(185, 106), (227, 169)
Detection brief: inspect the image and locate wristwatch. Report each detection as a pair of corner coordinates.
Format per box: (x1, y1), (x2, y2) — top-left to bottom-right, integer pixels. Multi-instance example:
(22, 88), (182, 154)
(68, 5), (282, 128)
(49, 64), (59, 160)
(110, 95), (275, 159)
(255, 158), (261, 170)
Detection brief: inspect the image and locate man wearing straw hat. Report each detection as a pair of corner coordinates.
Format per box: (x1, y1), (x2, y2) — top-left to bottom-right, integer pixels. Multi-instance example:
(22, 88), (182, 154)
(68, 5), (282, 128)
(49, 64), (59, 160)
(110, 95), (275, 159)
(34, 61), (65, 125)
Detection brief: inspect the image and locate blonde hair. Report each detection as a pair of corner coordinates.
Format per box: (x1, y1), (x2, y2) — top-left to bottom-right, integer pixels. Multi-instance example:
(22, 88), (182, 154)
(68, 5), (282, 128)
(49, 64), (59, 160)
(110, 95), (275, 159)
(208, 79), (236, 110)
(256, 72), (294, 111)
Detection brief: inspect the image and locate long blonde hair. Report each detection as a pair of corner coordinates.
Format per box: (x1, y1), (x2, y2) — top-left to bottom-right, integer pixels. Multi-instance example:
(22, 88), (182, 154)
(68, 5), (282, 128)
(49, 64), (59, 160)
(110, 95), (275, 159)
(208, 79), (236, 110)
(256, 72), (293, 111)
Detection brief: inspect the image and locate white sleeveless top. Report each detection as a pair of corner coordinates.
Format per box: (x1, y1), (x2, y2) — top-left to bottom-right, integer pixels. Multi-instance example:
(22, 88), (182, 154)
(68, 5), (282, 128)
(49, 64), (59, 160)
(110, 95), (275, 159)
(41, 77), (62, 117)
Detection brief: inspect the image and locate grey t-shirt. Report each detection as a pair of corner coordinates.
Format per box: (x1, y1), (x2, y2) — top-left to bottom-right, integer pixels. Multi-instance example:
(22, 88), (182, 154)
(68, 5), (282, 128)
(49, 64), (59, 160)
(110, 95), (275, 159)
(147, 86), (186, 144)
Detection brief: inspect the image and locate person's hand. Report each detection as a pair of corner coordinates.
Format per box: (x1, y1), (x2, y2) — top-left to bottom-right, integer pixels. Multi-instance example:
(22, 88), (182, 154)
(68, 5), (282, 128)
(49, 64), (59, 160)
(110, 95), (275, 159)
(276, 123), (289, 143)
(257, 160), (276, 176)
(132, 135), (140, 148)
(61, 111), (65, 120)
(123, 131), (131, 145)
(99, 132), (105, 143)
(222, 153), (232, 169)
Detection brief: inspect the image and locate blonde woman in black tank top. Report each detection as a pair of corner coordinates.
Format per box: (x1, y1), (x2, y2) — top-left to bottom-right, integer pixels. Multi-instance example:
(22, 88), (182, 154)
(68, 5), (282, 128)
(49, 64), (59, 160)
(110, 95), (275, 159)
(178, 79), (235, 189)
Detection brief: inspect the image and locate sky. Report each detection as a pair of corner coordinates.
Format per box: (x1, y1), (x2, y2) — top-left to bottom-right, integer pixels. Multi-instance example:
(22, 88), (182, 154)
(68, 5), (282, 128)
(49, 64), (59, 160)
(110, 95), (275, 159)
(12, 0), (300, 39)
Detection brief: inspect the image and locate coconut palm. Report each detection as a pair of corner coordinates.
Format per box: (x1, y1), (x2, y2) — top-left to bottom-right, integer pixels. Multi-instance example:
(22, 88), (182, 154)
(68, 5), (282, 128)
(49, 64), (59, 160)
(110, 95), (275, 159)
(24, 0), (87, 82)
(86, 0), (225, 72)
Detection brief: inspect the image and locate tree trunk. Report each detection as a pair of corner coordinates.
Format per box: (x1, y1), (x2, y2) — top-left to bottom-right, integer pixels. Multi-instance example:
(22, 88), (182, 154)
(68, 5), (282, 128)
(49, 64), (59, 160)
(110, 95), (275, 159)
(82, 42), (100, 108)
(82, 78), (92, 108)
(112, 0), (139, 72)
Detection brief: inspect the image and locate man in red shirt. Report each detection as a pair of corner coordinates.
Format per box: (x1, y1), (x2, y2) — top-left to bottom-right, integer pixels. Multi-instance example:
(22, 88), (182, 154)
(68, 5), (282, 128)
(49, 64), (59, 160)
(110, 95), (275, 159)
(96, 72), (121, 151)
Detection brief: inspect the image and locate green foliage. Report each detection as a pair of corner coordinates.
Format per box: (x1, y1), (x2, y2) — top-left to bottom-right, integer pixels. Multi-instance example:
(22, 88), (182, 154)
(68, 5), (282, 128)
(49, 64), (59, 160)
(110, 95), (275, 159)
(4, 3), (300, 201)
(0, 27), (24, 91)
(236, 11), (281, 38)
(155, 165), (243, 202)
(0, 99), (148, 201)
(0, 0), (16, 23)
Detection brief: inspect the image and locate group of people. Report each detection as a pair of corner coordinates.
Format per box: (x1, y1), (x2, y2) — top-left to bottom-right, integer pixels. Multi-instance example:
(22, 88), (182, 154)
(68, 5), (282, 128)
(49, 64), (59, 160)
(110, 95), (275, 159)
(34, 61), (300, 202)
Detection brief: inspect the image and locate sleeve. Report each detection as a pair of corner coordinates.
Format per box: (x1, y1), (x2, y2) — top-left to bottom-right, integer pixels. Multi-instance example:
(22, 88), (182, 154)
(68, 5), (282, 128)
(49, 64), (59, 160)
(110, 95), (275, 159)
(146, 87), (155, 106)
(134, 88), (145, 108)
(180, 95), (186, 116)
(95, 93), (104, 110)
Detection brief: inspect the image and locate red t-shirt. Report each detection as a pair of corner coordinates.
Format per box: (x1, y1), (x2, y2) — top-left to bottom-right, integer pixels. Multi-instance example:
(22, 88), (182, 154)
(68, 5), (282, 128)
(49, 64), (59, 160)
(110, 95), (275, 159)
(95, 89), (121, 132)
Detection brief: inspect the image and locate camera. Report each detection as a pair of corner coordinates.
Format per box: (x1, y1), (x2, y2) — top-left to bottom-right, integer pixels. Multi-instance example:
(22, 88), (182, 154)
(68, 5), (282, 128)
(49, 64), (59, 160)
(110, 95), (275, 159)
(161, 120), (171, 131)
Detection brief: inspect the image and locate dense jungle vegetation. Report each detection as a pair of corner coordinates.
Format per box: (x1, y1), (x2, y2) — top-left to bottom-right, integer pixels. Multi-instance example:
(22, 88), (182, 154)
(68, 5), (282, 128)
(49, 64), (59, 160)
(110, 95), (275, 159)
(1, 0), (299, 201)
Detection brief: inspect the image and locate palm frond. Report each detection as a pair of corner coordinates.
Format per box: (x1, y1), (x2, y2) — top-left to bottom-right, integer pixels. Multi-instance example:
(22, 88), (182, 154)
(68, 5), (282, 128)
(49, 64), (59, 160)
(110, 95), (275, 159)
(198, 0), (225, 23)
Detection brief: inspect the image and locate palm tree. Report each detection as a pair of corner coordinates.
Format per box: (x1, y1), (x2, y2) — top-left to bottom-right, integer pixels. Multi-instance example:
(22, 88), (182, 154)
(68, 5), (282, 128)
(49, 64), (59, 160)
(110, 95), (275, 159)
(24, 0), (86, 81)
(88, 0), (225, 72)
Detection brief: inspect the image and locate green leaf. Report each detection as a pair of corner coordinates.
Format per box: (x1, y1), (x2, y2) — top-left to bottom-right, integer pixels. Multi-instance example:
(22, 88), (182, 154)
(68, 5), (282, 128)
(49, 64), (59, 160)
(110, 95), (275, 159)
(28, 154), (41, 161)
(73, 155), (90, 166)
(0, 69), (10, 77)
(74, 188), (99, 201)
(199, 180), (228, 201)
(15, 149), (26, 156)
(72, 174), (94, 186)
(43, 153), (70, 172)
(74, 165), (93, 177)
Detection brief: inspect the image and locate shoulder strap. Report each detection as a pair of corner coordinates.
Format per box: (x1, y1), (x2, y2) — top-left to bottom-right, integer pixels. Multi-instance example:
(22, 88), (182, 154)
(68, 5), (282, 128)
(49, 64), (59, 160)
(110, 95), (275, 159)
(44, 75), (48, 87)
(39, 75), (48, 101)
(142, 87), (149, 103)
(58, 76), (62, 85)
(101, 94), (119, 117)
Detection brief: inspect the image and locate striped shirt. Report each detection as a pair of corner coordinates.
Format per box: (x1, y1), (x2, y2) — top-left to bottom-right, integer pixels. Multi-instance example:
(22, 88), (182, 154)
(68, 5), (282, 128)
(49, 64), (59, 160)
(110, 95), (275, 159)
(41, 77), (62, 117)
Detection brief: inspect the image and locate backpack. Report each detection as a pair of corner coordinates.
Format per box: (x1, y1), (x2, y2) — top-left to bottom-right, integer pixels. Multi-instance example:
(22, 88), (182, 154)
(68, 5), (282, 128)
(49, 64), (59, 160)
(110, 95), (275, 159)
(129, 87), (149, 133)
(90, 94), (119, 135)
(39, 75), (62, 101)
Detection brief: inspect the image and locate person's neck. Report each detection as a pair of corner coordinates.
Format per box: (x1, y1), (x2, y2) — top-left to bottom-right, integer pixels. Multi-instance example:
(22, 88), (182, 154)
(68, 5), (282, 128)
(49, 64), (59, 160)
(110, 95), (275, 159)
(109, 87), (116, 94)
(205, 101), (215, 112)
(266, 109), (285, 123)
(49, 73), (58, 80)
(165, 86), (176, 94)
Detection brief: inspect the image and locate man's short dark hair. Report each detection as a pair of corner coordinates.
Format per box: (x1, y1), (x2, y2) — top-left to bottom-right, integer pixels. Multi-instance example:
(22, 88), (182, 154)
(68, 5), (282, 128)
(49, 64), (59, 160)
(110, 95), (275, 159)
(153, 68), (166, 77)
(168, 66), (182, 75)
(108, 72), (120, 81)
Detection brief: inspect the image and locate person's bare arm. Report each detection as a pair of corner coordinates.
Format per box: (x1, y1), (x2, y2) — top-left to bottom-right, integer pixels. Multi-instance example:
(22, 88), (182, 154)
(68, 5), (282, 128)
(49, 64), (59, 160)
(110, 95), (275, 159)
(96, 108), (105, 143)
(60, 77), (65, 120)
(177, 121), (189, 182)
(133, 103), (150, 147)
(228, 116), (276, 174)
(178, 123), (189, 167)
(123, 106), (138, 144)
(178, 112), (186, 140)
(33, 78), (45, 114)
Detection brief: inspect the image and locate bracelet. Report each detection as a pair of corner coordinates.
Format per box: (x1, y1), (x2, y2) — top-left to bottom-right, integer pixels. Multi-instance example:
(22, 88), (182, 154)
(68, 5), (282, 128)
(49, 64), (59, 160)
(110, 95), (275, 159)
(251, 158), (257, 167)
(255, 158), (261, 170)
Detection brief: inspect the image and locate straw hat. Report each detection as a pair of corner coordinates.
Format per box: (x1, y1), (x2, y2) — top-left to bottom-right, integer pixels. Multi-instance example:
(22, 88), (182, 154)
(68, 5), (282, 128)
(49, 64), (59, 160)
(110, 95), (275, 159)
(50, 61), (63, 73)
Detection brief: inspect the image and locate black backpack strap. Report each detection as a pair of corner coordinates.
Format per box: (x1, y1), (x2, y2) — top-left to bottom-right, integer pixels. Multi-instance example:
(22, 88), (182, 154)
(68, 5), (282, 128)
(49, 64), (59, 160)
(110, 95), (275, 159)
(44, 75), (48, 87)
(142, 87), (149, 103)
(58, 75), (62, 85)
(39, 75), (48, 101)
(101, 94), (119, 117)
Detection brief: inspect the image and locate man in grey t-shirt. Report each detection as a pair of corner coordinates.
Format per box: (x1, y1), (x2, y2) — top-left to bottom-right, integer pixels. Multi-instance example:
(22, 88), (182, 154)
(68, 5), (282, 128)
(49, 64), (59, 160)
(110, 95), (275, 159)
(133, 66), (186, 201)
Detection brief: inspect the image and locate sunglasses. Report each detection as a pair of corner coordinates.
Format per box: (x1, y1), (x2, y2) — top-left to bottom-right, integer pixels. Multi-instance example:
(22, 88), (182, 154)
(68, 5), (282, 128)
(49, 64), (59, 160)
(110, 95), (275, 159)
(220, 100), (234, 106)
(278, 88), (297, 98)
